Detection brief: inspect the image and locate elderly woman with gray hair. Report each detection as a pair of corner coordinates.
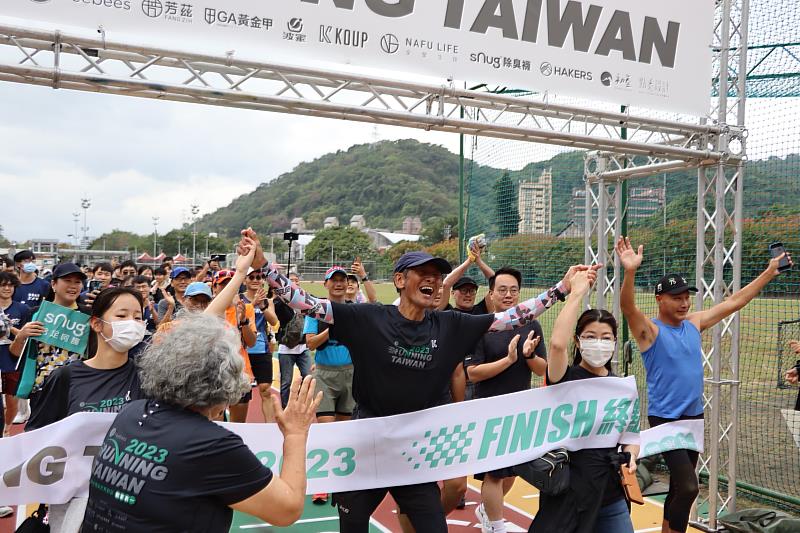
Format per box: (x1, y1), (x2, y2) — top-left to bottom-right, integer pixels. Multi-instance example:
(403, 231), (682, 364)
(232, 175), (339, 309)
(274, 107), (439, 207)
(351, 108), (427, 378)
(81, 241), (322, 531)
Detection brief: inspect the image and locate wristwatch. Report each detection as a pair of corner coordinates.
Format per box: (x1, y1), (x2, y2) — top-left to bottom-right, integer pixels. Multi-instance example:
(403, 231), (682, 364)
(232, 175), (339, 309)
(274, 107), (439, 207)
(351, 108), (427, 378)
(238, 318), (250, 328)
(361, 274), (370, 282)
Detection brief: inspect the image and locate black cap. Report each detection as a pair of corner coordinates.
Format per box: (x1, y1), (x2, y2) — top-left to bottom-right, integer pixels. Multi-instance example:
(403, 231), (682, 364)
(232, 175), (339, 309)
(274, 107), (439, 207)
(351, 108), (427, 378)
(655, 273), (697, 296)
(52, 263), (87, 281)
(13, 250), (35, 262)
(393, 251), (452, 274)
(453, 277), (478, 290)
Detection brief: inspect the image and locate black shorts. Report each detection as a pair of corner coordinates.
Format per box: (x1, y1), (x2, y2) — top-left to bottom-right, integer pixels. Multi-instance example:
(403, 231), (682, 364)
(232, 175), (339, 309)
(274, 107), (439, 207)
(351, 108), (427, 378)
(248, 353), (274, 384)
(237, 389), (253, 405)
(474, 467), (516, 481)
(333, 482), (446, 532)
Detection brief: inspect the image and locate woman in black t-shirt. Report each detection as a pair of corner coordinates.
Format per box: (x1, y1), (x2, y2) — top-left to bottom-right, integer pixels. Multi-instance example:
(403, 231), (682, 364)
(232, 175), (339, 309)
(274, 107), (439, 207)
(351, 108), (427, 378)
(530, 271), (639, 533)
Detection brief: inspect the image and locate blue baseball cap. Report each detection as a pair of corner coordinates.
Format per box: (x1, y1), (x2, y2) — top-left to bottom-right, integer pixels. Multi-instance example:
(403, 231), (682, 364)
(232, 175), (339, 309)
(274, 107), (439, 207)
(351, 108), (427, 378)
(393, 252), (452, 274)
(184, 282), (212, 299)
(170, 267), (191, 279)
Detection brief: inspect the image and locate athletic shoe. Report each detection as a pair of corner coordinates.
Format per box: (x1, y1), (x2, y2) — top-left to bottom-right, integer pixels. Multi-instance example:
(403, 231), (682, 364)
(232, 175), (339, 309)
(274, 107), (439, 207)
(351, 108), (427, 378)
(312, 493), (328, 504)
(475, 503), (491, 533)
(456, 494), (466, 509)
(13, 399), (29, 424)
(0, 506), (13, 518)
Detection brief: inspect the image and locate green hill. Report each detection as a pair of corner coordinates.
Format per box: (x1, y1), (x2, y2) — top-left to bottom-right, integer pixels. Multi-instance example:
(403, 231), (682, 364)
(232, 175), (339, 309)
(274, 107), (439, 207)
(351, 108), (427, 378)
(195, 139), (800, 240)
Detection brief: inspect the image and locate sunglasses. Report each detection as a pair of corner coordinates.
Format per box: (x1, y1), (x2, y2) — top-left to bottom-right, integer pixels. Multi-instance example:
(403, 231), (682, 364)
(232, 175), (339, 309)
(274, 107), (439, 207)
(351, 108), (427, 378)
(248, 274), (264, 280)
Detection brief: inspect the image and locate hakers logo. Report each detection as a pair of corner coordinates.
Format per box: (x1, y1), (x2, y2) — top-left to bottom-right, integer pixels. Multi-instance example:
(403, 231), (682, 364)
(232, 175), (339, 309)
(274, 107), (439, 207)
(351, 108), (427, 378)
(141, 0), (162, 18)
(287, 17), (303, 33)
(319, 26), (368, 49)
(380, 33), (399, 54)
(72, 0), (131, 10)
(540, 62), (593, 81)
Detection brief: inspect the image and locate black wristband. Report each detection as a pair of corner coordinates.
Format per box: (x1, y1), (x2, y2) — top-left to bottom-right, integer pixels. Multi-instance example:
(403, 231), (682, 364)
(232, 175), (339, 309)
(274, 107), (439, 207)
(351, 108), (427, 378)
(524, 353), (536, 360)
(552, 287), (566, 302)
(361, 275), (369, 282)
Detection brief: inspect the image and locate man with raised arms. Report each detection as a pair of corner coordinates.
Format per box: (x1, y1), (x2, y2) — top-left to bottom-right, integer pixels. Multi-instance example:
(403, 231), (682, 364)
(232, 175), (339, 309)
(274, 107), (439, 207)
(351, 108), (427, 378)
(240, 228), (595, 533)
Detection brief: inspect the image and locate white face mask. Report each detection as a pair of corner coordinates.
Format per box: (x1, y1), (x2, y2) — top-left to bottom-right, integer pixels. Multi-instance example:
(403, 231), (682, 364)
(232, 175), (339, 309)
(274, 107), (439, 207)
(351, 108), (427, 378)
(579, 339), (616, 368)
(100, 319), (146, 353)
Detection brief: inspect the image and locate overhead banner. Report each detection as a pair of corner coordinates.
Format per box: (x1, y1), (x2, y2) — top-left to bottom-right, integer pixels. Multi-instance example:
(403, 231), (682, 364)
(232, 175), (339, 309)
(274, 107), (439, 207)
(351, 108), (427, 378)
(0, 377), (703, 505)
(3, 0), (714, 115)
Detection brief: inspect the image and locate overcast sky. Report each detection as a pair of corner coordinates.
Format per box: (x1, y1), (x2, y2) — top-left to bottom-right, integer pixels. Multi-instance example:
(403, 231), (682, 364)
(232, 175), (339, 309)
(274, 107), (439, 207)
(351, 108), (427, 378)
(2, 77), (797, 245)
(0, 80), (463, 243)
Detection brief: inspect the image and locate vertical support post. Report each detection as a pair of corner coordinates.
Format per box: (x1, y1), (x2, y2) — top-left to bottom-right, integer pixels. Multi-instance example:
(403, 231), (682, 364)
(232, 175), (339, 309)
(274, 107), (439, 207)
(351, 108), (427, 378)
(459, 106), (466, 263)
(692, 0), (748, 527)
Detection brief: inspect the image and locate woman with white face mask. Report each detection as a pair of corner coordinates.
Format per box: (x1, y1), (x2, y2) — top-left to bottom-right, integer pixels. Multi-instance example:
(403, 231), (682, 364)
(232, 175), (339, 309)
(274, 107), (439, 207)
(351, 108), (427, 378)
(25, 287), (146, 532)
(530, 271), (640, 533)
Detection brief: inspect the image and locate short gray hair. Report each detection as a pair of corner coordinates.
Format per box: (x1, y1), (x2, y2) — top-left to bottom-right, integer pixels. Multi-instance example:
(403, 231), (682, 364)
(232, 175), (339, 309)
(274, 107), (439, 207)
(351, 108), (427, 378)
(138, 312), (250, 408)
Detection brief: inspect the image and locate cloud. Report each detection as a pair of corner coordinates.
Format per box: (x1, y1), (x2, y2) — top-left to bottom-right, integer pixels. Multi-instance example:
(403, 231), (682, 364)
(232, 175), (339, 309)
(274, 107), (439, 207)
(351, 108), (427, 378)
(0, 82), (458, 242)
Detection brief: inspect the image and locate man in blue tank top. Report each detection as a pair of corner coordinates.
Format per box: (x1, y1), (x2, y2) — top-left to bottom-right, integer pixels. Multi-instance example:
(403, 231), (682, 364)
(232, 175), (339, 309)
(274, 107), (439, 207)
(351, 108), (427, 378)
(616, 236), (791, 533)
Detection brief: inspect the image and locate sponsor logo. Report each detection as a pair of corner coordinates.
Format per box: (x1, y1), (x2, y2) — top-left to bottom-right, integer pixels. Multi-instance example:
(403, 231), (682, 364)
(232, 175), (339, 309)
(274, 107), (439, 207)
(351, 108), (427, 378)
(204, 9), (273, 30)
(540, 62), (593, 81)
(283, 17), (307, 43)
(380, 33), (399, 55)
(141, 0), (162, 17)
(638, 76), (670, 97)
(319, 25), (368, 48)
(287, 17), (303, 33)
(601, 71), (612, 86)
(404, 38), (458, 55)
(471, 52), (531, 72)
(601, 71), (635, 90)
(142, 0), (193, 23)
(71, 0), (131, 11)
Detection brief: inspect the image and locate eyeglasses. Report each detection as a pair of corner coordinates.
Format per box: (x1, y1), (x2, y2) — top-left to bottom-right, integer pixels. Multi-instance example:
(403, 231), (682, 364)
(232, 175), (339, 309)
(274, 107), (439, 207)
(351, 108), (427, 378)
(494, 287), (519, 296)
(457, 288), (477, 295)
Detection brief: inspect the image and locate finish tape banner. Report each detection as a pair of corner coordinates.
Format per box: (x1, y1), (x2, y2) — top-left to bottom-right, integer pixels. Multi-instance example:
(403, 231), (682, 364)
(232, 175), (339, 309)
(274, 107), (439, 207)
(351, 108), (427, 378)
(0, 376), (702, 504)
(3, 0), (713, 114)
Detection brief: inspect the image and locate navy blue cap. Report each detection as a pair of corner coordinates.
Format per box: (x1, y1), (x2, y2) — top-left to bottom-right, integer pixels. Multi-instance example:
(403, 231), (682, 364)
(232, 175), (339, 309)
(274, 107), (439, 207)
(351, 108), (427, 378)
(393, 252), (452, 274)
(655, 273), (698, 296)
(52, 263), (87, 280)
(170, 266), (191, 279)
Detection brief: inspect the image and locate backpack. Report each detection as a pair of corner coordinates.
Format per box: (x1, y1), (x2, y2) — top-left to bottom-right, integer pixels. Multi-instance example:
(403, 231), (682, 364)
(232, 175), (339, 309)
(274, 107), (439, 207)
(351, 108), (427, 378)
(277, 312), (305, 349)
(719, 509), (800, 533)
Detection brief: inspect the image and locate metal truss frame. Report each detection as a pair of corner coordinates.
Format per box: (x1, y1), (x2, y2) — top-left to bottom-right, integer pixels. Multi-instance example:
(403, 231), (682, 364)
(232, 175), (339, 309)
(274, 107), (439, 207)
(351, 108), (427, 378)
(0, 3), (747, 529)
(582, 0), (749, 529)
(0, 21), (727, 163)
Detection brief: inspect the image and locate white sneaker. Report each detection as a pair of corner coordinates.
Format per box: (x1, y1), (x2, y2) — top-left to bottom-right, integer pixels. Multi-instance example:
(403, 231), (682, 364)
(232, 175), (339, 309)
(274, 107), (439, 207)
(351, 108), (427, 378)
(13, 399), (29, 424)
(475, 503), (491, 533)
(0, 506), (13, 518)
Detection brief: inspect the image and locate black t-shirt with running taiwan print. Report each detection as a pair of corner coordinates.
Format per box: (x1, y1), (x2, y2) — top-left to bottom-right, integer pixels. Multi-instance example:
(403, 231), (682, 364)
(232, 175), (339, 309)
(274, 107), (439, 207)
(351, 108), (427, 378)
(82, 399), (273, 533)
(329, 303), (494, 417)
(26, 358), (143, 431)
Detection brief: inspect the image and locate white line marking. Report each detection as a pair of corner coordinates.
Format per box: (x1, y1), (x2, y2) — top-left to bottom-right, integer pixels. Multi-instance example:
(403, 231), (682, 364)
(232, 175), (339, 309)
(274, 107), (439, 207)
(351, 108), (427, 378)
(240, 516), (340, 528)
(634, 528), (663, 532)
(447, 519), (473, 526)
(369, 517), (394, 532)
(522, 494), (540, 499)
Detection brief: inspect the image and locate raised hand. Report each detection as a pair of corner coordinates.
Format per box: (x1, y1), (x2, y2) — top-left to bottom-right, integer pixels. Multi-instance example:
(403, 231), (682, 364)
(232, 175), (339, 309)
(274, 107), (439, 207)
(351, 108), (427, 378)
(506, 333), (521, 364)
(767, 252), (793, 278)
(234, 237), (257, 272)
(570, 270), (594, 296)
(351, 257), (367, 278)
(273, 375), (323, 438)
(790, 340), (800, 355)
(521, 331), (541, 359)
(560, 264), (591, 293)
(616, 237), (644, 272)
(785, 367), (799, 385)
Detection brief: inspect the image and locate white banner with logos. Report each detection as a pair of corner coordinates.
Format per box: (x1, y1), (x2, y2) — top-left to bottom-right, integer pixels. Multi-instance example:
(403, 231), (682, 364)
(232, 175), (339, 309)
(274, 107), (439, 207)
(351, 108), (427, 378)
(0, 376), (703, 504)
(2, 0), (713, 114)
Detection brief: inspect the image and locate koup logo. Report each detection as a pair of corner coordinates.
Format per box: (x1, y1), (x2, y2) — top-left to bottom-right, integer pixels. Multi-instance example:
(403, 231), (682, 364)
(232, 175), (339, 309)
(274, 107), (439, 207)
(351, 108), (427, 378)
(402, 423), (476, 470)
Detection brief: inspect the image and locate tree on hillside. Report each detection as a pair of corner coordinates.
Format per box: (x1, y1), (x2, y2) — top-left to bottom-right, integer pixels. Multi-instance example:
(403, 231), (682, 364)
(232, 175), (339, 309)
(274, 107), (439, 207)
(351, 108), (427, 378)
(386, 240), (425, 263)
(304, 227), (375, 263)
(0, 225), (10, 247)
(494, 172), (519, 238)
(421, 216), (459, 246)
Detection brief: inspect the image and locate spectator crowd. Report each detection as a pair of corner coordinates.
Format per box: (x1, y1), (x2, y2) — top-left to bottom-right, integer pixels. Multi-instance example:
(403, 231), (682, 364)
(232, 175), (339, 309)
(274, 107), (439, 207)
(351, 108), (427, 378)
(0, 231), (795, 533)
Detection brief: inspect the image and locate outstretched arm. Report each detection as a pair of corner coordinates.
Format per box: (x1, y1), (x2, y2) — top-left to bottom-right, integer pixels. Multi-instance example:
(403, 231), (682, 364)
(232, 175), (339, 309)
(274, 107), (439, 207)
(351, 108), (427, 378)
(239, 228), (335, 324)
(616, 237), (658, 352)
(689, 252), (792, 332)
(547, 271), (592, 384)
(488, 265), (597, 332)
(205, 240), (255, 317)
